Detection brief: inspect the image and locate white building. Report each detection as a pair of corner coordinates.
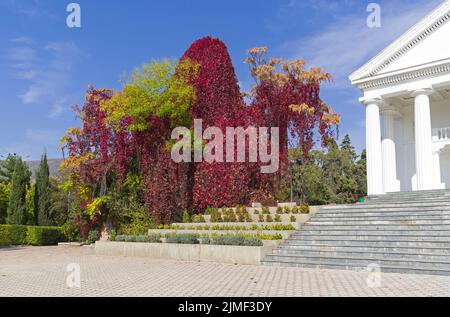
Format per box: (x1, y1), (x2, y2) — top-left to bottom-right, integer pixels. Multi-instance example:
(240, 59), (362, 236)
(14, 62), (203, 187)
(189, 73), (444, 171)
(350, 1), (450, 195)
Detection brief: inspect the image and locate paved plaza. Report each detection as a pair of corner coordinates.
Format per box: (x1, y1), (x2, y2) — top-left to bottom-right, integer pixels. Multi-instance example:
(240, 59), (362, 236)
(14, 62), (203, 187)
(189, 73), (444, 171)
(0, 246), (449, 297)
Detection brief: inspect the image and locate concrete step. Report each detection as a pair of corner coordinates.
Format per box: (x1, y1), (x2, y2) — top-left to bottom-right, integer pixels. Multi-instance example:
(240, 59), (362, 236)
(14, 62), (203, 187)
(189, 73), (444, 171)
(273, 248), (450, 261)
(278, 244), (450, 255)
(310, 215), (450, 222)
(320, 203), (450, 211)
(288, 234), (450, 242)
(264, 253), (450, 269)
(295, 229), (450, 236)
(312, 210), (450, 218)
(283, 239), (450, 248)
(308, 219), (450, 225)
(262, 259), (450, 276)
(303, 224), (450, 230)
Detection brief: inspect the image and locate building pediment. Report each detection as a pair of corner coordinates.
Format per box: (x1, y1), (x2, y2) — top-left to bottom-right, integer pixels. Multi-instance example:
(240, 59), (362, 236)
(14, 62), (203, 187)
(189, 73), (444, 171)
(350, 1), (450, 89)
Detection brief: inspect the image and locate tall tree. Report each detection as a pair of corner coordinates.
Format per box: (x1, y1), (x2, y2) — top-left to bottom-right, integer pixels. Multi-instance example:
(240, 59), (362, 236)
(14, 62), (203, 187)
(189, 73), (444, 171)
(6, 157), (30, 225)
(0, 154), (19, 183)
(34, 154), (52, 226)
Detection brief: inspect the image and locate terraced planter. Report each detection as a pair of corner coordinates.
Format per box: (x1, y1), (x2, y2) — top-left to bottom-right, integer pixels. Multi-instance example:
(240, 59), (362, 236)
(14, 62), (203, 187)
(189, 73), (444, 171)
(95, 241), (278, 265)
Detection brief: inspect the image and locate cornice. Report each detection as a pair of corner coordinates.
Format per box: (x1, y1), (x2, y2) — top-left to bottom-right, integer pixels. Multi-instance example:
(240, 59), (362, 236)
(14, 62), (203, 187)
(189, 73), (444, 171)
(355, 62), (450, 90)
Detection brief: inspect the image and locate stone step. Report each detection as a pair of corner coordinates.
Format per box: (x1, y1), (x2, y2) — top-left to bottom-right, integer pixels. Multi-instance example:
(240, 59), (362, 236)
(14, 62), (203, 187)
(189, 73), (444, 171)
(311, 215), (450, 221)
(262, 259), (450, 276)
(264, 253), (450, 269)
(293, 230), (450, 237)
(303, 224), (450, 230)
(278, 244), (450, 255)
(288, 234), (450, 242)
(308, 219), (450, 225)
(283, 239), (450, 248)
(273, 248), (450, 261)
(320, 203), (450, 211)
(313, 210), (450, 218)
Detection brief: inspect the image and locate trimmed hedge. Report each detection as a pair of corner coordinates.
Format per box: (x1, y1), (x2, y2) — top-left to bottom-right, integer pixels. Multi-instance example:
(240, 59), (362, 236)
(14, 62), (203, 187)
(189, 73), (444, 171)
(211, 234), (263, 246)
(115, 234), (161, 243)
(165, 233), (199, 244)
(0, 225), (64, 246)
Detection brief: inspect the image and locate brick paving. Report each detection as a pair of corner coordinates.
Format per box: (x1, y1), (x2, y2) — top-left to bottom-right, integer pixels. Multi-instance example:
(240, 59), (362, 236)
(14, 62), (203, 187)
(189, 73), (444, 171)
(0, 246), (449, 297)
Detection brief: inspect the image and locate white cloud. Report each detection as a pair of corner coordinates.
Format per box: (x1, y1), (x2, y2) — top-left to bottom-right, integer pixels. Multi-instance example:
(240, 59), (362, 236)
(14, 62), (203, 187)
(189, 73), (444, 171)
(25, 129), (60, 143)
(6, 39), (81, 109)
(280, 0), (442, 88)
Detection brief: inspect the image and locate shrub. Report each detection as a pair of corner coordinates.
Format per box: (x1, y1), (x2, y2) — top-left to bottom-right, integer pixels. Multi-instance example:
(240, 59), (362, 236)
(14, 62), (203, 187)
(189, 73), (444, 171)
(191, 214), (206, 223)
(182, 210), (191, 223)
(86, 230), (100, 244)
(266, 215), (273, 222)
(262, 206), (270, 215)
(200, 234), (210, 245)
(223, 208), (237, 222)
(204, 207), (215, 215)
(26, 226), (64, 246)
(211, 234), (263, 246)
(276, 207), (283, 214)
(300, 204), (310, 214)
(0, 225), (27, 246)
(165, 233), (199, 244)
(258, 214), (264, 222)
(254, 209), (260, 215)
(274, 215), (281, 222)
(291, 206), (299, 214)
(110, 230), (117, 241)
(283, 206), (291, 214)
(290, 215), (296, 222)
(62, 220), (80, 242)
(114, 234), (161, 243)
(210, 209), (223, 222)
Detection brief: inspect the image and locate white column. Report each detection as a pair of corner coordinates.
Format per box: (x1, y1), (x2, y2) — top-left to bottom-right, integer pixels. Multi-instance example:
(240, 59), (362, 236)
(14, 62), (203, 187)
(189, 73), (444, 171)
(412, 88), (434, 191)
(381, 109), (400, 192)
(364, 98), (384, 195)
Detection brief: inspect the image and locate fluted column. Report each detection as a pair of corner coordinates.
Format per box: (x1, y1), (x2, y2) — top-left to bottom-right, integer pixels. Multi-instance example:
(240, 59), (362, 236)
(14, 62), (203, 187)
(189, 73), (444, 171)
(381, 109), (400, 192)
(412, 88), (434, 191)
(364, 98), (384, 195)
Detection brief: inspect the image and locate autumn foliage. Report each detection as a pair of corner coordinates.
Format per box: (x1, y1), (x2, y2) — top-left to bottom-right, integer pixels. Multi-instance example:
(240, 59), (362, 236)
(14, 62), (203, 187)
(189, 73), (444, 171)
(61, 37), (339, 226)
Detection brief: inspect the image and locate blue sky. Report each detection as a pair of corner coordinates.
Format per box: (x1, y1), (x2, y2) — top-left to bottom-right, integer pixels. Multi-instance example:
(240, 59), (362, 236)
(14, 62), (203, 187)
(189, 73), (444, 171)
(0, 0), (443, 160)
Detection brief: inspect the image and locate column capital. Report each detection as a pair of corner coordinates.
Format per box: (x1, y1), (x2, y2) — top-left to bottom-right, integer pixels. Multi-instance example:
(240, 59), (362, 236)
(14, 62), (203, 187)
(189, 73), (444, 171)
(380, 105), (402, 118)
(410, 87), (434, 97)
(359, 96), (384, 106)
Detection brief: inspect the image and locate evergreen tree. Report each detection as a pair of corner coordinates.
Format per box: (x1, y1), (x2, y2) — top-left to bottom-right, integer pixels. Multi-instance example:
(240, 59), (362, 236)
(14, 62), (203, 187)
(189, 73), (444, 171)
(0, 154), (19, 183)
(34, 154), (52, 226)
(6, 157), (30, 225)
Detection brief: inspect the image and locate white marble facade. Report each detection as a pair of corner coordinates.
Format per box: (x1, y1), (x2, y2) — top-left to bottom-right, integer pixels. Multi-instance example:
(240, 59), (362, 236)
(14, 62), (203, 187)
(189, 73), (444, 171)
(350, 1), (450, 195)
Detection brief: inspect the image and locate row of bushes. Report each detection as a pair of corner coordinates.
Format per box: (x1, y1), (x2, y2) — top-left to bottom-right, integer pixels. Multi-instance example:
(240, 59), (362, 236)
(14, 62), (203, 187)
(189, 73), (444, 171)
(152, 224), (296, 231)
(0, 225), (65, 246)
(110, 233), (267, 246)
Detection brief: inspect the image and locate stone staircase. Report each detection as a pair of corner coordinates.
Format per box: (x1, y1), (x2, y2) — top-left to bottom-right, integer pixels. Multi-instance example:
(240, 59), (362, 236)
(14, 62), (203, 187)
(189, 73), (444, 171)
(262, 189), (450, 276)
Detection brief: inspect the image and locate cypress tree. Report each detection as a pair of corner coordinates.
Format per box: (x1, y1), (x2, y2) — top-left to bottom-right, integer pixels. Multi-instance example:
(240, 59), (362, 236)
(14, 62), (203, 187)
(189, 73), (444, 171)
(6, 157), (30, 225)
(35, 154), (52, 226)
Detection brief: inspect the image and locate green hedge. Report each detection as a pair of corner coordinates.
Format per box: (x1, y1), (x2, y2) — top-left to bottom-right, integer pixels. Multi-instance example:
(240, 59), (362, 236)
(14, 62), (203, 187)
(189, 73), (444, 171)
(114, 234), (161, 243)
(211, 234), (263, 246)
(0, 225), (28, 246)
(165, 233), (199, 244)
(0, 225), (64, 246)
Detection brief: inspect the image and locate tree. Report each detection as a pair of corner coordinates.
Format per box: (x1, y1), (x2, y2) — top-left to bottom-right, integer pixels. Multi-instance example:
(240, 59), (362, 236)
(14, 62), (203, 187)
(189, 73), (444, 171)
(34, 154), (52, 226)
(0, 182), (10, 223)
(6, 157), (30, 225)
(0, 154), (20, 183)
